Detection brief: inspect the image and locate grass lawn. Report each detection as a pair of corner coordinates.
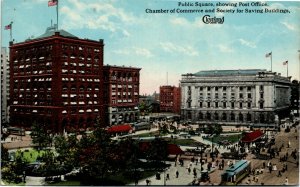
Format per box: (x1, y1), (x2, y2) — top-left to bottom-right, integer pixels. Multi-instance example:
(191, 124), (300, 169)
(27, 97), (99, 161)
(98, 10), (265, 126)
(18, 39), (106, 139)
(16, 149), (46, 163)
(2, 180), (25, 186)
(47, 180), (80, 186)
(204, 133), (242, 144)
(166, 138), (200, 146)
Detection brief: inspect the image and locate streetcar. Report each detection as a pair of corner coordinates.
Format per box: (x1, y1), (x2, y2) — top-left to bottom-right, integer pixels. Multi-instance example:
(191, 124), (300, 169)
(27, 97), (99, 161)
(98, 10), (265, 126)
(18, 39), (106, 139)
(220, 160), (251, 185)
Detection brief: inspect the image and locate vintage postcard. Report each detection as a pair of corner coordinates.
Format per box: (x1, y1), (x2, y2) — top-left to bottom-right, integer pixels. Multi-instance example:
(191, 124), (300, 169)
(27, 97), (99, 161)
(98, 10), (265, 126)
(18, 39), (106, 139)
(1, 0), (299, 186)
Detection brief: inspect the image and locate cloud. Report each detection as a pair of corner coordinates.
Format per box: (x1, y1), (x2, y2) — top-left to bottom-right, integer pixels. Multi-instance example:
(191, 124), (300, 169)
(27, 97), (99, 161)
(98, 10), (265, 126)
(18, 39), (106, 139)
(218, 44), (234, 53)
(60, 0), (134, 36)
(281, 21), (297, 31)
(238, 39), (256, 48)
(113, 47), (153, 58)
(160, 42), (199, 56)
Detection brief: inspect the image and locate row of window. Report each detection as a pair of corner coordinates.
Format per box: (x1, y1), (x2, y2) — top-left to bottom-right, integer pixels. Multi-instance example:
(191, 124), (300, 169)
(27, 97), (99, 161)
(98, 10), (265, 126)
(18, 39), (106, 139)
(61, 108), (100, 114)
(199, 102), (252, 109)
(188, 101), (264, 109)
(61, 44), (101, 54)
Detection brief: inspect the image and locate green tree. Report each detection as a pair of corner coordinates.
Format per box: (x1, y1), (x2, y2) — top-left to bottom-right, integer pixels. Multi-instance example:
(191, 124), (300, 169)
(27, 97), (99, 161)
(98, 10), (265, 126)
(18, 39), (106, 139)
(146, 138), (168, 169)
(1, 144), (9, 167)
(30, 121), (52, 151)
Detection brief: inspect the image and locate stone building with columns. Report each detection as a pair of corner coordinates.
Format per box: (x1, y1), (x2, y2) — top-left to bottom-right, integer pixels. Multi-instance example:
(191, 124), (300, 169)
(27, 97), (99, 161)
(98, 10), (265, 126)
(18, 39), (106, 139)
(180, 69), (291, 128)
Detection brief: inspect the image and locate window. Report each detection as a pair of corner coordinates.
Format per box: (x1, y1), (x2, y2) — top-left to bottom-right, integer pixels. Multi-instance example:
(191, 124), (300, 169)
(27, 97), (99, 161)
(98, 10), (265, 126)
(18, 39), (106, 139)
(247, 86), (251, 91)
(231, 102), (234, 108)
(260, 103), (264, 109)
(207, 102), (210, 108)
(215, 87), (218, 91)
(239, 87), (243, 91)
(199, 87), (203, 91)
(247, 113), (251, 121)
(260, 93), (264, 98)
(248, 93), (251, 98)
(223, 102), (226, 108)
(215, 102), (219, 108)
(247, 102), (251, 108)
(260, 85), (264, 91)
(230, 113), (235, 121)
(222, 113), (227, 121)
(199, 102), (203, 108)
(215, 93), (218, 98)
(207, 87), (211, 91)
(240, 102), (243, 109)
(214, 113), (219, 120)
(223, 87), (226, 91)
(239, 93), (243, 98)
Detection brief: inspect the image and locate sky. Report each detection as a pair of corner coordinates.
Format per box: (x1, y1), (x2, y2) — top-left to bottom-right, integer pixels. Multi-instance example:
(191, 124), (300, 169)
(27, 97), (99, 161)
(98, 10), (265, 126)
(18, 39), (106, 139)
(1, 0), (300, 95)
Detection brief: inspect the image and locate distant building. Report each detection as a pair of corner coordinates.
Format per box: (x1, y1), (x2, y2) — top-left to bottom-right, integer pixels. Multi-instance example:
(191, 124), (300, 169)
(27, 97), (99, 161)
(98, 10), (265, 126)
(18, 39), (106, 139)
(160, 85), (181, 114)
(1, 47), (10, 124)
(9, 25), (105, 132)
(103, 65), (141, 125)
(180, 69), (291, 127)
(290, 80), (299, 117)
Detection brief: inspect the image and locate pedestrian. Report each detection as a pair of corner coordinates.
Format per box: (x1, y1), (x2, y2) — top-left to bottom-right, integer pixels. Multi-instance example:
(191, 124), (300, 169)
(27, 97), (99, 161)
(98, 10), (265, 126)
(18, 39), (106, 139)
(277, 170), (282, 177)
(176, 170), (179, 178)
(146, 179), (151, 186)
(188, 167), (191, 174)
(166, 173), (170, 180)
(284, 177), (288, 185)
(296, 161), (299, 168)
(285, 163), (287, 171)
(263, 162), (265, 168)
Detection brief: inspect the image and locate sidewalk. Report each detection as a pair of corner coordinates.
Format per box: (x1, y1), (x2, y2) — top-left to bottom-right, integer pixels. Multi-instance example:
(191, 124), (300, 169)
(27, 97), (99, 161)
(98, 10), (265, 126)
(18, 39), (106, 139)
(129, 160), (216, 185)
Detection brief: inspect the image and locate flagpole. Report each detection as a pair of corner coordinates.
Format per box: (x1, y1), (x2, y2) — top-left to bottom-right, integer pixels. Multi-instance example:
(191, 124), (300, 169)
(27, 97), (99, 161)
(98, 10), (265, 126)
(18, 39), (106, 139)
(271, 53), (272, 72)
(56, 0), (58, 30)
(10, 22), (13, 42)
(286, 61), (289, 77)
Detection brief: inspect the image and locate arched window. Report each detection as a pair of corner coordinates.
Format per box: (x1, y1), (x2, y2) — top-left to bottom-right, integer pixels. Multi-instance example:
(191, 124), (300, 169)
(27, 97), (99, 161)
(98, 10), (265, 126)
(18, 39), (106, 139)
(230, 113), (235, 121)
(222, 113), (227, 121)
(259, 113), (265, 123)
(214, 113), (219, 120)
(198, 112), (203, 120)
(239, 113), (243, 122)
(206, 112), (211, 120)
(247, 113), (251, 122)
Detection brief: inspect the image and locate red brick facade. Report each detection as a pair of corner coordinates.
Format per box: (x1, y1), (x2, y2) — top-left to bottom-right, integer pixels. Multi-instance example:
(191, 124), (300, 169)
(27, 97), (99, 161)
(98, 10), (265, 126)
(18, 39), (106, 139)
(159, 85), (181, 114)
(103, 65), (141, 125)
(9, 30), (105, 133)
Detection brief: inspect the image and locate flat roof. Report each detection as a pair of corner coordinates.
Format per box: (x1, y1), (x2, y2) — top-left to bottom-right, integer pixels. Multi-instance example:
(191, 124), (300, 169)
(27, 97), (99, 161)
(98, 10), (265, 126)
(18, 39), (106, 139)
(193, 69), (266, 76)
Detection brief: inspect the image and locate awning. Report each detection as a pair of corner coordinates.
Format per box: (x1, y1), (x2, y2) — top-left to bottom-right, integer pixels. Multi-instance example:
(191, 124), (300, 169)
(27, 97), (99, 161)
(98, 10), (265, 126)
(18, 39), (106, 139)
(167, 144), (184, 155)
(138, 142), (184, 155)
(241, 130), (264, 143)
(107, 124), (132, 133)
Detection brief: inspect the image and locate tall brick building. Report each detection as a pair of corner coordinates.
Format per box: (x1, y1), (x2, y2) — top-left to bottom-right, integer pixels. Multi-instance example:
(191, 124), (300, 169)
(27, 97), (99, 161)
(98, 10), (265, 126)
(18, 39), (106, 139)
(9, 26), (105, 133)
(103, 65), (141, 125)
(159, 85), (181, 114)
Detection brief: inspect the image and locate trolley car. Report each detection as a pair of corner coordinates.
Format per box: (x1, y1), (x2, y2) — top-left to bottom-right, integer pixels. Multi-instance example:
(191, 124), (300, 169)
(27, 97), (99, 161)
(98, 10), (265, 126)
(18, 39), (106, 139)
(220, 160), (251, 185)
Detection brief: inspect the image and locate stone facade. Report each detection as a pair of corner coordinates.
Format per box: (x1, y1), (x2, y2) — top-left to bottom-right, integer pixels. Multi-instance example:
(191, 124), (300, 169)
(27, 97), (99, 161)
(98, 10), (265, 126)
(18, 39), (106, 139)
(1, 47), (10, 124)
(180, 69), (291, 127)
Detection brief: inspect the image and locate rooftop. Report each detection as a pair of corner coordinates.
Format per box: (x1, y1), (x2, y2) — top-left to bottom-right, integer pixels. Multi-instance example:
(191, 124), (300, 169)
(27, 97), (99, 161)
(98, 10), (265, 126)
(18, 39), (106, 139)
(193, 69), (266, 76)
(35, 25), (78, 39)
